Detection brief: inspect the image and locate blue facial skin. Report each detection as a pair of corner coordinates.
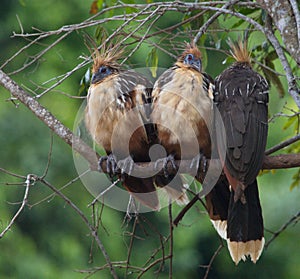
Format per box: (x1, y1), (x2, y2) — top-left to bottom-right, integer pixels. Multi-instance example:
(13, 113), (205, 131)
(184, 54), (201, 72)
(91, 66), (113, 84)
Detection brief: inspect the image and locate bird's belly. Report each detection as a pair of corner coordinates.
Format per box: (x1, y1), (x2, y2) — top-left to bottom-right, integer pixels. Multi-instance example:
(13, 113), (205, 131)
(153, 93), (212, 158)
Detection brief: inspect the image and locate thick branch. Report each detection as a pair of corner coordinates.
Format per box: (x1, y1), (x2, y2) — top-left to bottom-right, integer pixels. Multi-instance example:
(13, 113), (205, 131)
(257, 0), (300, 65)
(0, 70), (98, 170)
(1, 70), (299, 178)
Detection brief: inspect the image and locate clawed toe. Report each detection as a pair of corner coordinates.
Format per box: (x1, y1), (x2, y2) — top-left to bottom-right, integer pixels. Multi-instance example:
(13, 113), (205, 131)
(190, 152), (207, 179)
(98, 154), (118, 178)
(155, 154), (177, 178)
(118, 156), (135, 180)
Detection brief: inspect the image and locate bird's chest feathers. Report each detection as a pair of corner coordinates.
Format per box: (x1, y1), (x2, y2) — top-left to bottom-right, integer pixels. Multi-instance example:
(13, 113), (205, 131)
(156, 70), (212, 143)
(86, 80), (125, 147)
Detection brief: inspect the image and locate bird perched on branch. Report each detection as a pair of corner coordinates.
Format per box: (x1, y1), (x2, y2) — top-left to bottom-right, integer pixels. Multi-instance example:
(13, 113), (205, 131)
(210, 39), (269, 264)
(85, 42), (159, 210)
(151, 43), (214, 203)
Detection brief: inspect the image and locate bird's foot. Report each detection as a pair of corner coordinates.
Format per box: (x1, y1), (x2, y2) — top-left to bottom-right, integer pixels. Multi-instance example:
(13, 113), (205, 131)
(98, 154), (118, 179)
(155, 154), (177, 178)
(117, 156), (135, 181)
(190, 152), (207, 180)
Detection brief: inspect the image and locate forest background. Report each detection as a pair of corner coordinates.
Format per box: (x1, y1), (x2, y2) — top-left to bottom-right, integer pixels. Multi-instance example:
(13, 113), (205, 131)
(0, 0), (299, 278)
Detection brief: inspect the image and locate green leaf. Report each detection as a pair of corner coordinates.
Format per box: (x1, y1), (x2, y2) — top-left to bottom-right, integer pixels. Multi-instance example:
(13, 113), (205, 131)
(290, 169), (300, 190)
(182, 13), (192, 31)
(78, 68), (90, 96)
(19, 0), (26, 6)
(94, 26), (108, 45)
(146, 47), (158, 78)
(262, 55), (285, 98)
(283, 115), (297, 130)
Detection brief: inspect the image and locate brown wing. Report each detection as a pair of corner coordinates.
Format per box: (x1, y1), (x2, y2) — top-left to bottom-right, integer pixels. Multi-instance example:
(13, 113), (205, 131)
(214, 63), (269, 185)
(108, 70), (159, 209)
(111, 70), (154, 161)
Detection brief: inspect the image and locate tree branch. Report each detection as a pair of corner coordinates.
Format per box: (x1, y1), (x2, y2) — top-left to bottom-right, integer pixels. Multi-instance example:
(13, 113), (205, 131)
(265, 134), (300, 155)
(257, 0), (300, 65)
(0, 174), (32, 239)
(0, 70), (299, 179)
(0, 69), (98, 170)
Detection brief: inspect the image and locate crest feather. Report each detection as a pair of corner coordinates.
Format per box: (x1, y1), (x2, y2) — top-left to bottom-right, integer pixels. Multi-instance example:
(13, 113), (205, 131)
(84, 34), (123, 73)
(228, 39), (251, 64)
(178, 42), (202, 62)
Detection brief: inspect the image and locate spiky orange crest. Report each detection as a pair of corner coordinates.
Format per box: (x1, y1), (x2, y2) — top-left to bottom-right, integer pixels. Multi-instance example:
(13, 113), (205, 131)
(85, 35), (123, 73)
(177, 42), (202, 63)
(91, 43), (123, 73)
(228, 39), (251, 64)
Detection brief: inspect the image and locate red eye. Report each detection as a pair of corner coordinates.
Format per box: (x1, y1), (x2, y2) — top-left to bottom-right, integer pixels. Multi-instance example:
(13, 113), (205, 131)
(100, 67), (107, 73)
(187, 54), (193, 60)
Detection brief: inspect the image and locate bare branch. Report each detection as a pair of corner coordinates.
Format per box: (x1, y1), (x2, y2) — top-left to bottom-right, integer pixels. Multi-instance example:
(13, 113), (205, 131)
(202, 244), (224, 279)
(257, 0), (300, 65)
(0, 174), (32, 238)
(168, 203), (173, 279)
(265, 134), (300, 155)
(38, 177), (118, 279)
(0, 69), (98, 170)
(1, 69), (299, 179)
(265, 211), (300, 249)
(193, 0), (239, 44)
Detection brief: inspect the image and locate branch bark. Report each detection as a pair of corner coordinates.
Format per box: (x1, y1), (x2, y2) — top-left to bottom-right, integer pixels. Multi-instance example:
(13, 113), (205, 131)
(0, 70), (299, 177)
(0, 69), (98, 170)
(257, 0), (300, 65)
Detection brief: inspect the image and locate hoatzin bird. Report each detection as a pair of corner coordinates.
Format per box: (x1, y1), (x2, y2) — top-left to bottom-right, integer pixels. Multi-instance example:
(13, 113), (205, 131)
(85, 44), (159, 210)
(210, 39), (269, 264)
(151, 43), (214, 204)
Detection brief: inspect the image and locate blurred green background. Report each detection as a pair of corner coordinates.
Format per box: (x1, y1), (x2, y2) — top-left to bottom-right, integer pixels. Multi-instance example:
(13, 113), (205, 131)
(0, 0), (299, 278)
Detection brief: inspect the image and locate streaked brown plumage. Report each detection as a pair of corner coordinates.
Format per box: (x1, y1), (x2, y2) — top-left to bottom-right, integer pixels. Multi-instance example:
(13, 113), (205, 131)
(85, 44), (159, 210)
(210, 39), (269, 264)
(151, 43), (214, 204)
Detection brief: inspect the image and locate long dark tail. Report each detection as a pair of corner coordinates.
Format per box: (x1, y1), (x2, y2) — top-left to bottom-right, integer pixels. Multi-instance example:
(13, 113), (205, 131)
(206, 178), (264, 264)
(123, 176), (159, 210)
(205, 175), (231, 239)
(227, 179), (264, 264)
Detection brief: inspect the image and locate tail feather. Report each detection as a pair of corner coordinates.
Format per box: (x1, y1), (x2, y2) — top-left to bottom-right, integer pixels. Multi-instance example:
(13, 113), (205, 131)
(227, 179), (264, 264)
(205, 176), (230, 239)
(207, 178), (264, 264)
(123, 176), (159, 210)
(155, 175), (189, 206)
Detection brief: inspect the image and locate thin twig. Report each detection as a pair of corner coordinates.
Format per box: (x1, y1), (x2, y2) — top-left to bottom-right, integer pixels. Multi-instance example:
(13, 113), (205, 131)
(0, 174), (32, 238)
(265, 211), (300, 249)
(125, 215), (138, 278)
(137, 255), (172, 279)
(265, 134), (300, 155)
(88, 179), (120, 207)
(193, 0), (239, 44)
(168, 202), (173, 279)
(173, 194), (205, 227)
(202, 244), (224, 279)
(38, 177), (118, 279)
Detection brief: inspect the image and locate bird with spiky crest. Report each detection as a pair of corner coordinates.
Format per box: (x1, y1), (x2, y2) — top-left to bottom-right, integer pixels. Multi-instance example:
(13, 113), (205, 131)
(85, 39), (159, 210)
(151, 42), (214, 204)
(210, 38), (269, 264)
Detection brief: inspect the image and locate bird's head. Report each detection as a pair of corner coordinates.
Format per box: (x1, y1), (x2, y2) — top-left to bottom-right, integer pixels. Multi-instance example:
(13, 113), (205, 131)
(177, 43), (202, 72)
(88, 40), (122, 85)
(91, 64), (117, 84)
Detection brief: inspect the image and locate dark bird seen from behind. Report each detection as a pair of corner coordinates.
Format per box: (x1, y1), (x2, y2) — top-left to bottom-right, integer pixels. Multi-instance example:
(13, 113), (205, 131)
(211, 39), (269, 264)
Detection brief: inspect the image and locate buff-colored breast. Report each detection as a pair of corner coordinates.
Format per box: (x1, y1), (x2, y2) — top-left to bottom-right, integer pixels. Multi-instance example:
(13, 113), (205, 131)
(152, 68), (213, 158)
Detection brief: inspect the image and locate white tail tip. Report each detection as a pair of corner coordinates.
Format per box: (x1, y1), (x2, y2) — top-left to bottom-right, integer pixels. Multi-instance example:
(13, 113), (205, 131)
(211, 219), (227, 240)
(227, 238), (265, 265)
